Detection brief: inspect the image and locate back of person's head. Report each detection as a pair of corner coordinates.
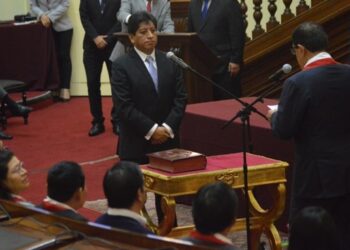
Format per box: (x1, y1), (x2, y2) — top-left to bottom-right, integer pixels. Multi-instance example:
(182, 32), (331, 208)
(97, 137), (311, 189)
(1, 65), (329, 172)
(292, 22), (328, 52)
(128, 11), (157, 35)
(192, 182), (238, 234)
(0, 149), (15, 200)
(47, 161), (85, 203)
(288, 206), (340, 250)
(103, 161), (144, 209)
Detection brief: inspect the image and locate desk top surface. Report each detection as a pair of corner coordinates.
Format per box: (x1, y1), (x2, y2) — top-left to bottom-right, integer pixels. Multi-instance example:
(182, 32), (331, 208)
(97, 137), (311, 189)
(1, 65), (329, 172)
(142, 152), (288, 177)
(185, 97), (277, 128)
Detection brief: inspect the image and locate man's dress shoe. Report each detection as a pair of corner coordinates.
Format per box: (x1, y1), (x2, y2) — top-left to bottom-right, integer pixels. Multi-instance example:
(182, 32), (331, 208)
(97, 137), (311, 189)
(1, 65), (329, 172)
(88, 123), (105, 136)
(16, 105), (32, 124)
(0, 130), (13, 140)
(15, 105), (32, 116)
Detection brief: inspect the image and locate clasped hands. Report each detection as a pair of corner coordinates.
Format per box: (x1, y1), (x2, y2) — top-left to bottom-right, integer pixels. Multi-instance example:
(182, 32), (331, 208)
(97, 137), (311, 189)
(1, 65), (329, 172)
(94, 35), (108, 49)
(150, 126), (171, 145)
(228, 62), (240, 77)
(40, 15), (51, 28)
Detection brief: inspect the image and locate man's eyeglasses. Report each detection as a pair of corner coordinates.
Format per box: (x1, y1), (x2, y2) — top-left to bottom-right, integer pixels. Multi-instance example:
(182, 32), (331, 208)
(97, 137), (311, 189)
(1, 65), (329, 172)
(290, 44), (298, 55)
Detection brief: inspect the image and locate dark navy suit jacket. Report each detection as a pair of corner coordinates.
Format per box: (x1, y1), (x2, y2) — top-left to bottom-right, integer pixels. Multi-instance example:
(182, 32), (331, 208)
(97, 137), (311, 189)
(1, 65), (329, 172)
(271, 63), (350, 199)
(95, 214), (153, 234)
(111, 49), (187, 163)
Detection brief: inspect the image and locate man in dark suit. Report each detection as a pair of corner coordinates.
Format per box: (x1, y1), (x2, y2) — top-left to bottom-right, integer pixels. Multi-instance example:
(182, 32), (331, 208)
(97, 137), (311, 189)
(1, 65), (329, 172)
(41, 161), (87, 222)
(79, 0), (121, 136)
(188, 0), (245, 99)
(95, 161), (153, 234)
(111, 11), (187, 164)
(267, 22), (350, 250)
(111, 11), (187, 224)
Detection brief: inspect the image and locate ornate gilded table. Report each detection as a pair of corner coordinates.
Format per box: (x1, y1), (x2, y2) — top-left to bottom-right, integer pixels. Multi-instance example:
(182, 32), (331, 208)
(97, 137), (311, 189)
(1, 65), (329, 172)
(141, 152), (288, 250)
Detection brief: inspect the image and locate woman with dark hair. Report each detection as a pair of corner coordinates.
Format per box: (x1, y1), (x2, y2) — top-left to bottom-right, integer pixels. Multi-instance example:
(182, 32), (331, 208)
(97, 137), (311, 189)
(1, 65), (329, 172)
(288, 206), (341, 250)
(0, 148), (30, 204)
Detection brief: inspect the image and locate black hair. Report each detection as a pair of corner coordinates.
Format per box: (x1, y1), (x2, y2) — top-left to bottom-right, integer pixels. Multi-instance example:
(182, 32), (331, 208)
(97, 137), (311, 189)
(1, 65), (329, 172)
(0, 149), (15, 200)
(288, 206), (340, 250)
(47, 161), (85, 202)
(103, 161), (144, 209)
(292, 22), (328, 52)
(128, 11), (157, 35)
(192, 182), (238, 234)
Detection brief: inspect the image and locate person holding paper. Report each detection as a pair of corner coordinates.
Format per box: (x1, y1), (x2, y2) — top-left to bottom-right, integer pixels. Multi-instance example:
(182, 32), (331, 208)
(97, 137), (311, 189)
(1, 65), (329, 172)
(267, 22), (350, 250)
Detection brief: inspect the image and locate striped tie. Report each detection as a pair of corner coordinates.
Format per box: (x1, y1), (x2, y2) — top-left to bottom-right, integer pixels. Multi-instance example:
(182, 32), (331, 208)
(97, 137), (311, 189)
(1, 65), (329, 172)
(145, 56), (158, 91)
(146, 0), (152, 13)
(201, 0), (209, 22)
(100, 0), (106, 14)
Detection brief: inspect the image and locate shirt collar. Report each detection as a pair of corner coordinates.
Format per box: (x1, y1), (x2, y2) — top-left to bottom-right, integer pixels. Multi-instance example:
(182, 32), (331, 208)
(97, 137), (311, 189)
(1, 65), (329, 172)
(134, 47), (156, 63)
(44, 196), (77, 212)
(107, 208), (147, 226)
(11, 194), (26, 202)
(213, 233), (233, 245)
(304, 52), (332, 68)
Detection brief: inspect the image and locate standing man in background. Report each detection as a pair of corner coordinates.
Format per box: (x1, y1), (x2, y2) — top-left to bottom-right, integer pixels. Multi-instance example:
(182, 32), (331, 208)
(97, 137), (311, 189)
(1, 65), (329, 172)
(109, 0), (174, 62)
(188, 0), (245, 99)
(80, 0), (121, 136)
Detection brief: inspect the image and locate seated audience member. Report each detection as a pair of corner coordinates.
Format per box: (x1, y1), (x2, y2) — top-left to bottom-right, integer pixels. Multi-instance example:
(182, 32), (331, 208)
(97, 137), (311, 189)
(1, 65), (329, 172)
(288, 206), (341, 250)
(184, 182), (240, 250)
(0, 147), (30, 205)
(41, 161), (87, 222)
(95, 161), (152, 234)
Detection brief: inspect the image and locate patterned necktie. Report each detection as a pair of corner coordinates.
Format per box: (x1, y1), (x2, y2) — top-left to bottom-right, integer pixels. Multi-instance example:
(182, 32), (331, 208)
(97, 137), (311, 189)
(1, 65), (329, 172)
(145, 56), (158, 91)
(201, 0), (209, 21)
(100, 0), (106, 14)
(146, 0), (152, 13)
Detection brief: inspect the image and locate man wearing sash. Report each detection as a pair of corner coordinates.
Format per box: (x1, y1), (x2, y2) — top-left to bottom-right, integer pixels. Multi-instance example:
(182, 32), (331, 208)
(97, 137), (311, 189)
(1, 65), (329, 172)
(267, 22), (350, 250)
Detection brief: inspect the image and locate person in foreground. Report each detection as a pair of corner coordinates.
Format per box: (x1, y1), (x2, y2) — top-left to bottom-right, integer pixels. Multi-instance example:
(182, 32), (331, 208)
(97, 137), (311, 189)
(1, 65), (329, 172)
(0, 86), (32, 140)
(267, 22), (350, 250)
(40, 161), (87, 222)
(111, 11), (187, 223)
(0, 146), (30, 205)
(109, 0), (174, 61)
(112, 11), (187, 165)
(95, 161), (153, 234)
(288, 206), (340, 250)
(184, 182), (240, 250)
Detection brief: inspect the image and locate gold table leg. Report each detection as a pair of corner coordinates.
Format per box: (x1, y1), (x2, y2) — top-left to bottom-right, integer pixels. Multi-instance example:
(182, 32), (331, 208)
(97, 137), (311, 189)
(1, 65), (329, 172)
(142, 195), (176, 236)
(247, 183), (286, 250)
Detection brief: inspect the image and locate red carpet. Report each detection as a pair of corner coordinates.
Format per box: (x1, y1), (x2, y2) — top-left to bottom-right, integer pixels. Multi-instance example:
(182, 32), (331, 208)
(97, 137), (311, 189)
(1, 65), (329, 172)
(3, 94), (118, 220)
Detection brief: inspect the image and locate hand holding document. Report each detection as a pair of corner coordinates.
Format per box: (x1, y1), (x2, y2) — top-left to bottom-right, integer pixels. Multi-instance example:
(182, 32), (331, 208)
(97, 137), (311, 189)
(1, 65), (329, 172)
(267, 105), (278, 112)
(267, 105), (278, 121)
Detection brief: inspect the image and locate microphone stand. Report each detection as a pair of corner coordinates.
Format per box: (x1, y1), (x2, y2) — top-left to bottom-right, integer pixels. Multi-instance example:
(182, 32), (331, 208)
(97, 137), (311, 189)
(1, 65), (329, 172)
(182, 64), (270, 250)
(221, 77), (285, 250)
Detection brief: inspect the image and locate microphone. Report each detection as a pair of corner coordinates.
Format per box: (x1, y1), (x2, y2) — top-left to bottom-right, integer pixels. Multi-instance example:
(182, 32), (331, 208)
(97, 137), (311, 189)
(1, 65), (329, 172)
(166, 51), (190, 69)
(268, 64), (292, 81)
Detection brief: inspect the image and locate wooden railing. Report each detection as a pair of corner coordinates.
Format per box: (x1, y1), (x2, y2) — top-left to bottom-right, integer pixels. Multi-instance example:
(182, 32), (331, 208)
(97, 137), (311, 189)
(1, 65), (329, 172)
(242, 0), (350, 97)
(171, 0), (350, 98)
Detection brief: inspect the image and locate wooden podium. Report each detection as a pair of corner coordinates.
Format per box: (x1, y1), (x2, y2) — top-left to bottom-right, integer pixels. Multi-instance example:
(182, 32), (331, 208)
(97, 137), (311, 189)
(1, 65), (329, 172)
(115, 32), (219, 103)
